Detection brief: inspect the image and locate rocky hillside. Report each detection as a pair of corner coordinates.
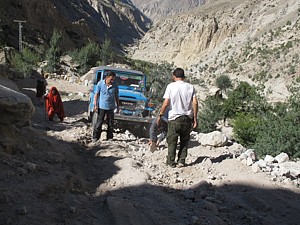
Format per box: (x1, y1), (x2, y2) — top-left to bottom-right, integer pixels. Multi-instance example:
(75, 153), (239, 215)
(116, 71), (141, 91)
(130, 0), (206, 22)
(0, 0), (150, 51)
(131, 0), (300, 101)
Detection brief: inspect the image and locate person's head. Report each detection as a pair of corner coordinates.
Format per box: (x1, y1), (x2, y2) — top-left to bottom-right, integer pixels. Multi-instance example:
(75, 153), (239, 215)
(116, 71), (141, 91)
(50, 86), (58, 95)
(172, 68), (185, 80)
(106, 71), (116, 84)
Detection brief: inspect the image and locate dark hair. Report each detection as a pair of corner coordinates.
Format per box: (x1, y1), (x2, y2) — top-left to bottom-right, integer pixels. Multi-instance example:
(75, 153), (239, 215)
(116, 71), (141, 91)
(107, 71), (116, 77)
(173, 68), (185, 78)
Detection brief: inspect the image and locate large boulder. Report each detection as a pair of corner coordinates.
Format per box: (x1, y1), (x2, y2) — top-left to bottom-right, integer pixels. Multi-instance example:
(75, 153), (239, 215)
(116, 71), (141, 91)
(0, 84), (34, 126)
(199, 131), (228, 147)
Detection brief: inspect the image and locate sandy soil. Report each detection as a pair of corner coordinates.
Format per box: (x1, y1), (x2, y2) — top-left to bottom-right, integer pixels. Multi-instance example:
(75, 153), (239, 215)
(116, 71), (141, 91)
(0, 77), (299, 225)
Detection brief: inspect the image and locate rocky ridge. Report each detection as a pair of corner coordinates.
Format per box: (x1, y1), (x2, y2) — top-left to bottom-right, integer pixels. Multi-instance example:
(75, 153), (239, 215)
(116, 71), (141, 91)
(131, 0), (300, 101)
(0, 0), (150, 52)
(130, 0), (206, 22)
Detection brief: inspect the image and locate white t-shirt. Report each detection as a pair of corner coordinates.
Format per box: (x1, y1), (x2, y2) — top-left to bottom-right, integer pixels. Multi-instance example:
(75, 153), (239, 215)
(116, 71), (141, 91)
(163, 80), (196, 120)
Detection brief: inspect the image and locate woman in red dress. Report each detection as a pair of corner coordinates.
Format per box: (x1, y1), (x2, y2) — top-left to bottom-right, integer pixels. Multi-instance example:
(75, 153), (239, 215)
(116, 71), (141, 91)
(44, 86), (65, 121)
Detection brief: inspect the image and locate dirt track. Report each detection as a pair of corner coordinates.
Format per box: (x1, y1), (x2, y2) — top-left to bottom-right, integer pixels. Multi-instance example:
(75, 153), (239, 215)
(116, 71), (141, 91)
(0, 77), (299, 225)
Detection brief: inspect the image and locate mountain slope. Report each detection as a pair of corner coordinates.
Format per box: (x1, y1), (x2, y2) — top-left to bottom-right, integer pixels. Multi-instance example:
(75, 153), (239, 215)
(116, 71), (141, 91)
(0, 0), (151, 51)
(130, 0), (206, 22)
(130, 0), (300, 101)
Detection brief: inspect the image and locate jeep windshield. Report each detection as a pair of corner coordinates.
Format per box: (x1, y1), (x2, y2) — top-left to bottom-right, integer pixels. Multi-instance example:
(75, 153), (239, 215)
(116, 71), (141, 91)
(103, 71), (145, 92)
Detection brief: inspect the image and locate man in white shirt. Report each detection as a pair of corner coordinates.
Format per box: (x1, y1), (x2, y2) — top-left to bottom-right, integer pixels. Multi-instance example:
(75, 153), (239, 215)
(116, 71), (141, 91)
(157, 68), (198, 167)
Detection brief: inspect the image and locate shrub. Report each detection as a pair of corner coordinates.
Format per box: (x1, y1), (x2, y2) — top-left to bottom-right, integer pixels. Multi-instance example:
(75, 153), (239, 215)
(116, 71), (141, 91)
(253, 111), (300, 158)
(288, 66), (296, 75)
(234, 92), (300, 159)
(229, 62), (238, 70)
(197, 96), (224, 133)
(233, 113), (261, 146)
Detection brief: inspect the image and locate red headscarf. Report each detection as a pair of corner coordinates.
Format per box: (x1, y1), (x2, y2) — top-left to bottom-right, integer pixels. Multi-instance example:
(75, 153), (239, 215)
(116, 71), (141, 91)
(45, 86), (65, 119)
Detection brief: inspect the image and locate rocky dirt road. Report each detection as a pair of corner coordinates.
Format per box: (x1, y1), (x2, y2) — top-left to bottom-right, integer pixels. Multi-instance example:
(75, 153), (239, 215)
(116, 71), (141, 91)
(0, 77), (299, 225)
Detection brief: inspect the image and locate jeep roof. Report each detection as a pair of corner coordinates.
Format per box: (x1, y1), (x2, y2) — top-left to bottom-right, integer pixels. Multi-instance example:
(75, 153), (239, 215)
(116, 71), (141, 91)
(90, 66), (144, 76)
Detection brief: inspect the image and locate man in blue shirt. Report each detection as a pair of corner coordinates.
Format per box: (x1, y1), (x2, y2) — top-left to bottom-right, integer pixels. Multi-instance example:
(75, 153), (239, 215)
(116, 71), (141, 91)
(92, 71), (119, 142)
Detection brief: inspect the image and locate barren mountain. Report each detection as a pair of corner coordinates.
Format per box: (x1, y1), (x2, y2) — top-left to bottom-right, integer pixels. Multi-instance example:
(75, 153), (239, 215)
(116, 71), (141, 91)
(131, 0), (300, 101)
(130, 0), (207, 22)
(1, 1), (300, 224)
(0, 0), (150, 51)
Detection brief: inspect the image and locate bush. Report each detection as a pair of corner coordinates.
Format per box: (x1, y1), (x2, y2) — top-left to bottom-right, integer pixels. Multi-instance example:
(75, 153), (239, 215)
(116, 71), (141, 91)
(233, 113), (261, 146)
(233, 91), (300, 159)
(253, 112), (300, 158)
(197, 96), (224, 133)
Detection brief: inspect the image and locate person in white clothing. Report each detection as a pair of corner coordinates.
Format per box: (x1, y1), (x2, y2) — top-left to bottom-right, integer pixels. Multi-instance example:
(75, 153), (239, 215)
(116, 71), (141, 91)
(157, 68), (198, 167)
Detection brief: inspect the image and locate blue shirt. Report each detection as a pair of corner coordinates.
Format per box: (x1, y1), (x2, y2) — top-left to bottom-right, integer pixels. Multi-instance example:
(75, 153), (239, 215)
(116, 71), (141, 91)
(96, 80), (119, 110)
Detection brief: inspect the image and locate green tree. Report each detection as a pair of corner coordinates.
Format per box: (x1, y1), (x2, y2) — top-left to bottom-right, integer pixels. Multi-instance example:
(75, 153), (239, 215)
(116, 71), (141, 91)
(128, 59), (173, 106)
(99, 38), (115, 65)
(253, 110), (300, 158)
(233, 113), (261, 146)
(11, 47), (40, 76)
(0, 24), (5, 47)
(148, 62), (173, 104)
(215, 74), (232, 93)
(232, 86), (300, 159)
(197, 96), (224, 133)
(222, 81), (266, 119)
(45, 29), (62, 73)
(72, 42), (101, 74)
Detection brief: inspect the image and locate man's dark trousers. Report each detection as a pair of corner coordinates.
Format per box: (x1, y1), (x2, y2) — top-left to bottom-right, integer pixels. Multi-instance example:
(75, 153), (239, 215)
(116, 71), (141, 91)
(93, 109), (114, 140)
(166, 115), (192, 166)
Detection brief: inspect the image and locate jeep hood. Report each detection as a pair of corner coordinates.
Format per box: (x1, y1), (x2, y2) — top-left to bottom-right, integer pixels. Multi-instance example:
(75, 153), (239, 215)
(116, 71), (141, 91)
(119, 89), (147, 101)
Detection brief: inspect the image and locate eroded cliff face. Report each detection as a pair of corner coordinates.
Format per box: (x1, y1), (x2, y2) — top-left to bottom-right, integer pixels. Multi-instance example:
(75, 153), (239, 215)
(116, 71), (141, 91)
(131, 0), (300, 102)
(131, 0), (300, 69)
(0, 0), (150, 51)
(130, 0), (207, 22)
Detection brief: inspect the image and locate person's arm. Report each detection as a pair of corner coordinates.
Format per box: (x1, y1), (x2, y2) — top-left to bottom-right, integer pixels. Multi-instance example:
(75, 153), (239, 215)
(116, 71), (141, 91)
(94, 92), (99, 112)
(157, 98), (170, 124)
(192, 96), (198, 129)
(115, 84), (120, 113)
(149, 118), (158, 144)
(115, 95), (119, 113)
(158, 123), (168, 143)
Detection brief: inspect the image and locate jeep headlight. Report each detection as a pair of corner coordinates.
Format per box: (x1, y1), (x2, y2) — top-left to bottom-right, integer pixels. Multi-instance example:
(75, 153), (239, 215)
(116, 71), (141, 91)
(135, 100), (145, 110)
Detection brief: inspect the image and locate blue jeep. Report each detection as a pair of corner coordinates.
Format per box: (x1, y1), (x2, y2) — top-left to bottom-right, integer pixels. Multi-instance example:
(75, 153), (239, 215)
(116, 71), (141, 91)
(87, 66), (155, 136)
